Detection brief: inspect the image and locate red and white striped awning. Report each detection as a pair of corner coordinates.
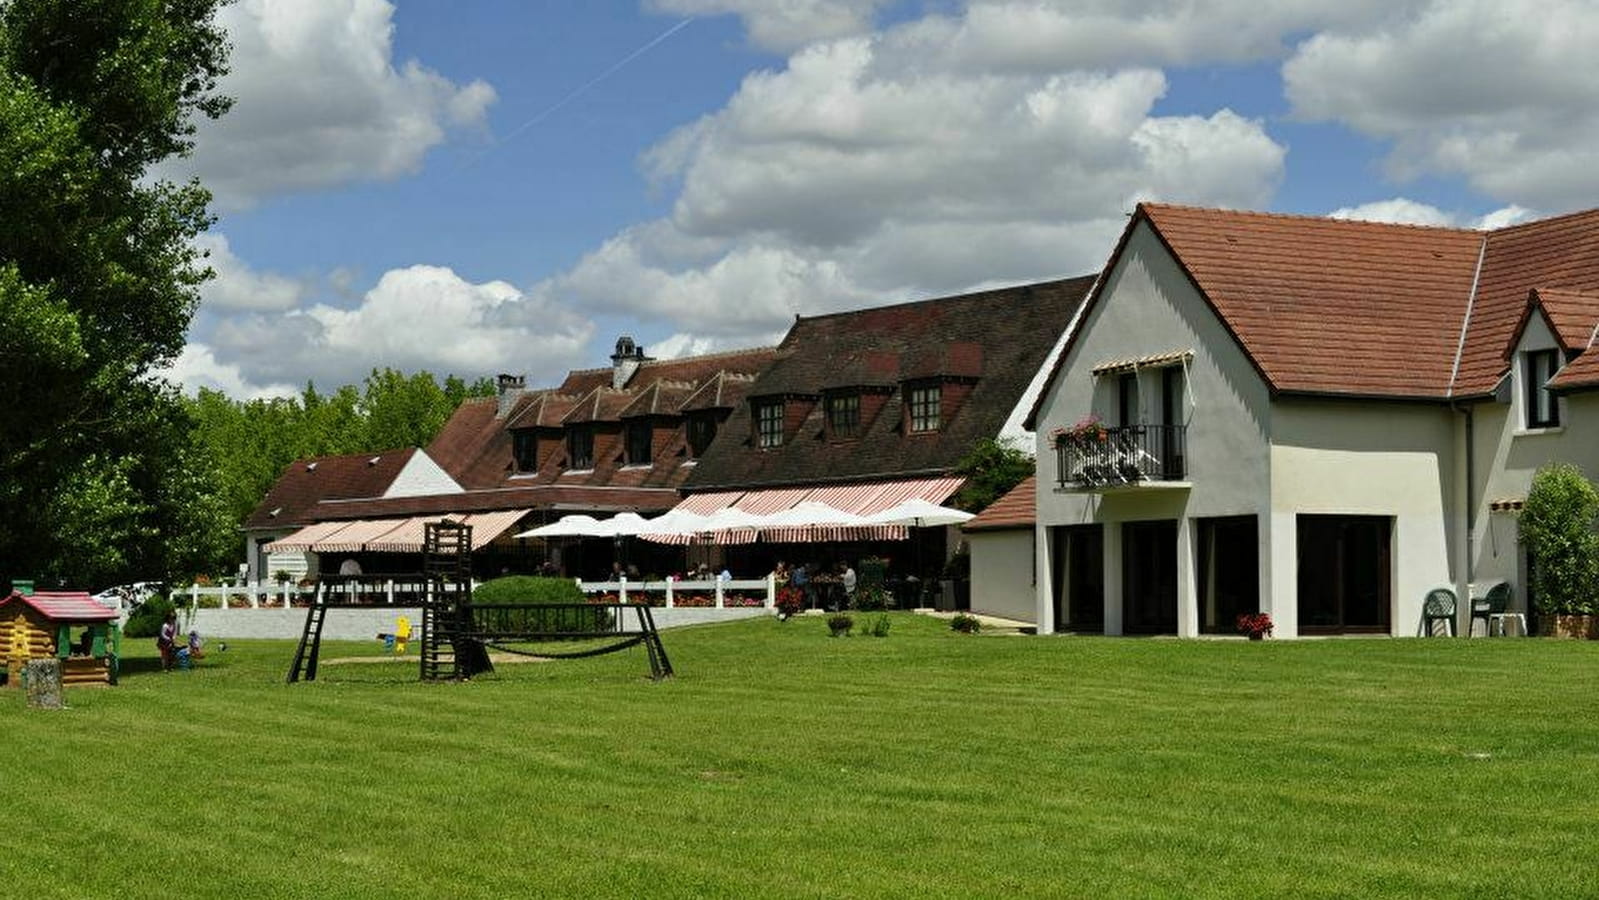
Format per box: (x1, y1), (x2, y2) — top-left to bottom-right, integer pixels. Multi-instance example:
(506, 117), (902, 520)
(649, 476), (965, 544)
(266, 510), (532, 554)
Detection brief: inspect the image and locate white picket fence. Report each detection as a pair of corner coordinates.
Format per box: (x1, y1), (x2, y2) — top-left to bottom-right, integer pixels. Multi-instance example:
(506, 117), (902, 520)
(183, 577), (465, 609)
(575, 575), (776, 609)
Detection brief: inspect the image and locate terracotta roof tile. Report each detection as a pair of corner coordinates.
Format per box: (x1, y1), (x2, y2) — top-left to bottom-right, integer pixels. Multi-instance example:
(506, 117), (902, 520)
(1455, 208), (1599, 396)
(1141, 203), (1484, 398)
(678, 371), (759, 412)
(245, 448), (417, 529)
(961, 476), (1035, 532)
(313, 485), (679, 519)
(1548, 350), (1599, 393)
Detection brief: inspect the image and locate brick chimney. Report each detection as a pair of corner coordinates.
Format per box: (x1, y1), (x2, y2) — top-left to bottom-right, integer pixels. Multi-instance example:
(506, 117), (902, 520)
(495, 373), (526, 418)
(611, 335), (652, 389)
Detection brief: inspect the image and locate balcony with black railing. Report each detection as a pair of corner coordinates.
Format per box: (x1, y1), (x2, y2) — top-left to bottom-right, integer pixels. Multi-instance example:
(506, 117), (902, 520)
(1055, 423), (1188, 489)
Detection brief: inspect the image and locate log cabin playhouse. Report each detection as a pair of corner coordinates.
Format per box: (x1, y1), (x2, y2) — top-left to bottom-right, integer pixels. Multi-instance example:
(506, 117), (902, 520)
(0, 591), (121, 687)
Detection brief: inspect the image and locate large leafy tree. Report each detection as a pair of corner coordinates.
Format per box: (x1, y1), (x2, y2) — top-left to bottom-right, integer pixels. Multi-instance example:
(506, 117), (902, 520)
(950, 437), (1034, 513)
(0, 0), (231, 587)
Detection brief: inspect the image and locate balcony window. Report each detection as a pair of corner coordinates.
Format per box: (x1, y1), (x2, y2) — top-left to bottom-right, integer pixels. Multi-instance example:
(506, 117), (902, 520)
(625, 421), (652, 465)
(826, 392), (861, 440)
(1056, 422), (1187, 488)
(512, 430), (537, 473)
(567, 426), (594, 470)
(908, 385), (941, 433)
(756, 401), (784, 448)
(1524, 348), (1560, 428)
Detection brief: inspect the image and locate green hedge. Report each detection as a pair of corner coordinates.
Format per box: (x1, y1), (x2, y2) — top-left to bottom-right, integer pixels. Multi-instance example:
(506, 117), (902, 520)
(471, 576), (585, 605)
(123, 595), (176, 639)
(470, 576), (609, 634)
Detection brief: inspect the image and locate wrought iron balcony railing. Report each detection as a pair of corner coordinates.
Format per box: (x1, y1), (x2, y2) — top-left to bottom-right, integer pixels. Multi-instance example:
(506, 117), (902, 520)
(1055, 424), (1187, 488)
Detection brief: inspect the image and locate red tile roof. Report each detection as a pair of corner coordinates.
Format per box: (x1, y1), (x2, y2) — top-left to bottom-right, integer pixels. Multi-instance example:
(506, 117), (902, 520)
(961, 476), (1035, 532)
(1548, 350), (1599, 393)
(1512, 288), (1599, 354)
(2, 591), (118, 622)
(1141, 203), (1484, 398)
(1026, 203), (1599, 424)
(1459, 208), (1599, 396)
(245, 449), (417, 530)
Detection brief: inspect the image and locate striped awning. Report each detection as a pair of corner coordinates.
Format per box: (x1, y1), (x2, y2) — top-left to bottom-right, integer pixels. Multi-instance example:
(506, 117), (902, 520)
(1091, 349), (1194, 376)
(651, 476), (965, 544)
(264, 520), (361, 554)
(315, 518), (411, 554)
(364, 514), (467, 553)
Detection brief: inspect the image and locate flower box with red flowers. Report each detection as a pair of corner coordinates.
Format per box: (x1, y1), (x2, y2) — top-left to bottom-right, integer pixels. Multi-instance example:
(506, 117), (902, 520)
(1236, 613), (1273, 639)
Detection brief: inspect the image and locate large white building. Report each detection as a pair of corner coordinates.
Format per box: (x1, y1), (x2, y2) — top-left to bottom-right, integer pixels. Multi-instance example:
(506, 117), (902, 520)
(1019, 204), (1599, 637)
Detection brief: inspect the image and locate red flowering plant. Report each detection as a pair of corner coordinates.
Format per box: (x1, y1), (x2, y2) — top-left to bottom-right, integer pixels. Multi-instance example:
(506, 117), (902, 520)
(1236, 613), (1273, 639)
(675, 594), (714, 608)
(774, 586), (806, 619)
(1050, 413), (1109, 448)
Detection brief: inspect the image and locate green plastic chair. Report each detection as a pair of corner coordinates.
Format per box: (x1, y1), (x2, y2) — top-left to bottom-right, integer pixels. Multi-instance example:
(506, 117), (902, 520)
(1423, 588), (1456, 636)
(1470, 582), (1512, 636)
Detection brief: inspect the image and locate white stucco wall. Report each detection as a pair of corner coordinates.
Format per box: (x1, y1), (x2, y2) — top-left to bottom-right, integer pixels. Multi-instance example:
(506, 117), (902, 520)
(1269, 400), (1457, 636)
(385, 449), (464, 498)
(967, 530), (1035, 622)
(1033, 220), (1273, 635)
(1470, 314), (1599, 615)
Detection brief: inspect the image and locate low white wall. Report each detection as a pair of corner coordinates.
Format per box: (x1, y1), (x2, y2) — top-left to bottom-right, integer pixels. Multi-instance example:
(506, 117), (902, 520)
(188, 606), (771, 640)
(968, 530), (1036, 623)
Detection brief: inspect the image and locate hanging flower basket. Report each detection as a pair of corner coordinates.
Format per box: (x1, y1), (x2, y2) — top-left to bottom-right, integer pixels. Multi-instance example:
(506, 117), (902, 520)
(1051, 414), (1109, 448)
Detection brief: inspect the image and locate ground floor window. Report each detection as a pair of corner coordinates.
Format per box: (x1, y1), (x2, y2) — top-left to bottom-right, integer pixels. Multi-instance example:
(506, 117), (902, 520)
(1198, 516), (1259, 634)
(1123, 520), (1177, 634)
(1051, 524), (1103, 633)
(1297, 515), (1392, 634)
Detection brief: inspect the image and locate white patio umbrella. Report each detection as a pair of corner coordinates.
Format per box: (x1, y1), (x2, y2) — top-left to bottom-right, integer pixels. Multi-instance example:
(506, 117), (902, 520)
(760, 501), (870, 528)
(589, 512), (650, 537)
(700, 506), (770, 531)
(513, 514), (604, 538)
(636, 508), (711, 538)
(863, 498), (974, 528)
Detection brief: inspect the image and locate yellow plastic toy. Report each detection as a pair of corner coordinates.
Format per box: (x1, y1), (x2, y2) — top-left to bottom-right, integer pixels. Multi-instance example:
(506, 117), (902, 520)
(394, 616), (411, 654)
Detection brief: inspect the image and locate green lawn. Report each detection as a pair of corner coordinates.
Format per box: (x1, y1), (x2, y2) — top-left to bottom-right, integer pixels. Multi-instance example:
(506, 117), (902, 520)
(4, 615), (1597, 898)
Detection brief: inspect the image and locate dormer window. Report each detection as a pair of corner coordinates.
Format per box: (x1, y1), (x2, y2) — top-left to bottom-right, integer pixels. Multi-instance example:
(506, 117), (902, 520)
(826, 392), (861, 440)
(567, 426), (594, 470)
(755, 400), (784, 448)
(512, 430), (538, 473)
(908, 384), (941, 433)
(687, 413), (718, 458)
(625, 421), (652, 465)
(1525, 348), (1560, 428)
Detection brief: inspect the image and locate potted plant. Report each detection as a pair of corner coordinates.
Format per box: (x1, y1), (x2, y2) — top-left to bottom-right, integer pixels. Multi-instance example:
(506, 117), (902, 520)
(950, 613), (981, 633)
(1519, 463), (1599, 638)
(1236, 613), (1273, 640)
(775, 586), (806, 619)
(1050, 413), (1109, 448)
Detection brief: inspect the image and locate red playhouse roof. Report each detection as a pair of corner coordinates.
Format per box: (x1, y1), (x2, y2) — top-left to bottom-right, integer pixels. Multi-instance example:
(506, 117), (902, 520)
(1, 591), (119, 622)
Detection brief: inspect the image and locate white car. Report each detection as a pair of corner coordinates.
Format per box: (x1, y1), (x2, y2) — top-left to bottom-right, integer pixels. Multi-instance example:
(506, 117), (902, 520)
(91, 582), (164, 612)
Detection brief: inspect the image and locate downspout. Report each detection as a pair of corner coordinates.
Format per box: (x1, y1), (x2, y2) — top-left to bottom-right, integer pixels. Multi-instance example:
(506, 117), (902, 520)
(1447, 234), (1489, 634)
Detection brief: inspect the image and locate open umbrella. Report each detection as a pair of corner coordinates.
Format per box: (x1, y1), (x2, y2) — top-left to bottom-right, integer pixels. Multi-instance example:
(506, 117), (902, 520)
(863, 498), (974, 528)
(513, 514), (604, 538)
(761, 501), (870, 528)
(589, 512), (650, 537)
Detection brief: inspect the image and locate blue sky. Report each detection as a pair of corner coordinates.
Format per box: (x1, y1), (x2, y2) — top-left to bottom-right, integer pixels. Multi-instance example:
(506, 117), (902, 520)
(168, 1), (1594, 399)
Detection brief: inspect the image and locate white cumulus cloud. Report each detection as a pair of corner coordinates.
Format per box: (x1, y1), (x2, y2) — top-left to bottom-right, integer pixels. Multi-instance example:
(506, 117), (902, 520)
(162, 0), (495, 209)
(646, 0), (892, 51)
(195, 233), (308, 311)
(1285, 0), (1599, 210)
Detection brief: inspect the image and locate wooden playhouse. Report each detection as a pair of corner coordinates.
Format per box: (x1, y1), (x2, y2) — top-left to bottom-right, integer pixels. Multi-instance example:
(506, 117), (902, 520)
(0, 591), (121, 687)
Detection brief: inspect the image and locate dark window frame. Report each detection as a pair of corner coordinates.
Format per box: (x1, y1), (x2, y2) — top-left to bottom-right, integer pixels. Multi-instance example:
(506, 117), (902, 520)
(826, 392), (862, 440)
(1117, 372), (1139, 427)
(755, 401), (784, 449)
(624, 420), (652, 466)
(687, 413), (717, 459)
(566, 426), (594, 470)
(1524, 348), (1560, 428)
(908, 384), (941, 433)
(511, 430), (538, 473)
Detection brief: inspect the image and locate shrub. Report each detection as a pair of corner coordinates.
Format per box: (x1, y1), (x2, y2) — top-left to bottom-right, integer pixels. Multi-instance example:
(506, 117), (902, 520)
(124, 594), (176, 639)
(472, 576), (585, 605)
(851, 585), (889, 612)
(827, 613), (853, 636)
(950, 613), (980, 634)
(943, 551), (971, 579)
(859, 557), (889, 590)
(1519, 463), (1599, 616)
(868, 615), (891, 638)
(775, 586), (806, 619)
(470, 576), (610, 633)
